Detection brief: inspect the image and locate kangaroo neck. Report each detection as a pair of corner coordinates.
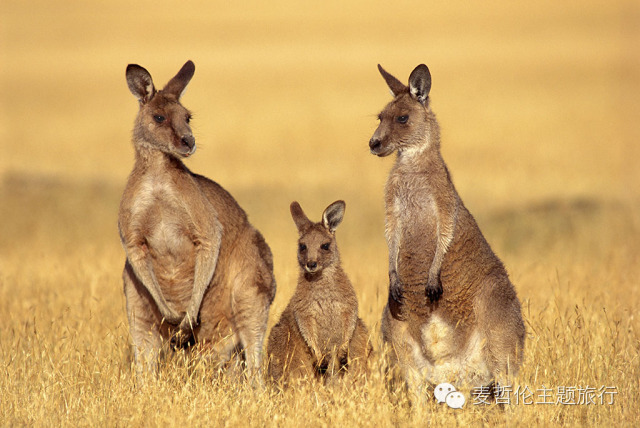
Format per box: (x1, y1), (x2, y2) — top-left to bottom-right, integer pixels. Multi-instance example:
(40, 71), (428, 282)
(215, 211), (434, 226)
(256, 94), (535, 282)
(395, 142), (445, 175)
(133, 144), (187, 174)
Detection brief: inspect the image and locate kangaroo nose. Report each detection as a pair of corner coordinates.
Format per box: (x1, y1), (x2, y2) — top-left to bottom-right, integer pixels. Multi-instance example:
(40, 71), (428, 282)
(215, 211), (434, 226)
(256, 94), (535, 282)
(369, 138), (381, 151)
(306, 261), (317, 270)
(181, 135), (195, 149)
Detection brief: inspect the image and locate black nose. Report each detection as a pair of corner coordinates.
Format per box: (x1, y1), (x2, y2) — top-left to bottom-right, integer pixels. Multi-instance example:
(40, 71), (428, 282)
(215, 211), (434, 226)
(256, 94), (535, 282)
(181, 135), (195, 149)
(369, 138), (381, 151)
(306, 261), (317, 270)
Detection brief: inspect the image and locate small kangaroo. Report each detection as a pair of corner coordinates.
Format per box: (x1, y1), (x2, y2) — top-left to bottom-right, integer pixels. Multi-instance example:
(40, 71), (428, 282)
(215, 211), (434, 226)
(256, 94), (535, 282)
(369, 64), (525, 397)
(267, 201), (371, 385)
(119, 60), (276, 380)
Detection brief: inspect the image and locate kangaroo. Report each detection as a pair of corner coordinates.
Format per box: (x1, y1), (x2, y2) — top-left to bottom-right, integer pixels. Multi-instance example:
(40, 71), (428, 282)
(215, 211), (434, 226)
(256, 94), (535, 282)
(267, 201), (371, 386)
(369, 64), (525, 398)
(119, 60), (276, 381)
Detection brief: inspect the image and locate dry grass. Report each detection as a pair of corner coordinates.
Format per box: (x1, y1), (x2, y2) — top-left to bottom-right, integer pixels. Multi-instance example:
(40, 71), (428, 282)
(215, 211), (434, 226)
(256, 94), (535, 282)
(1, 0), (639, 426)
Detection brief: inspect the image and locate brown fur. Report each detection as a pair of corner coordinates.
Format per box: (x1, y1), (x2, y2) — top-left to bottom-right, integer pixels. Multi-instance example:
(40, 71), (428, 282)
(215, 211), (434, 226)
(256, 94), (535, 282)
(267, 201), (372, 386)
(370, 64), (525, 396)
(119, 61), (276, 381)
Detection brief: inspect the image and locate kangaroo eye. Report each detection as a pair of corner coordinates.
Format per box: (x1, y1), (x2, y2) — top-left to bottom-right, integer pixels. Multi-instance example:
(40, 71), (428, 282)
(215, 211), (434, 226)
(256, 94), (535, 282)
(186, 114), (191, 124)
(154, 115), (166, 123)
(321, 243), (330, 251)
(396, 115), (409, 124)
(298, 243), (307, 252)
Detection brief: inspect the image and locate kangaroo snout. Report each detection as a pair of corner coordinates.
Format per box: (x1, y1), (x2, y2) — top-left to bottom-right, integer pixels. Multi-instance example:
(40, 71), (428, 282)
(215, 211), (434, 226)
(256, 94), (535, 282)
(180, 134), (196, 156)
(369, 137), (385, 156)
(369, 132), (393, 157)
(370, 137), (392, 157)
(305, 261), (318, 272)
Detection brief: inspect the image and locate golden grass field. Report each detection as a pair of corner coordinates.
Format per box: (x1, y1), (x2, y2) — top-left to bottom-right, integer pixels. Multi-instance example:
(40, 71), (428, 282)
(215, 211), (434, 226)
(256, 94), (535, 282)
(1, 0), (639, 425)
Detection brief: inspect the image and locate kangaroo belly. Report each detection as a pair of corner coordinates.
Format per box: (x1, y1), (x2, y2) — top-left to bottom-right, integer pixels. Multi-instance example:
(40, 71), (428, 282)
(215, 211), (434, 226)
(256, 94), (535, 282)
(297, 298), (356, 356)
(397, 221), (436, 286)
(145, 206), (196, 309)
(316, 312), (352, 353)
(420, 315), (492, 387)
(390, 186), (438, 286)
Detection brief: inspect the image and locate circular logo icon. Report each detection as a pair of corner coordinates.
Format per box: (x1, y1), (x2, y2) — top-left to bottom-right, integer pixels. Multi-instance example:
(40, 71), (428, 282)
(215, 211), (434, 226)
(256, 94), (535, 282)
(434, 383), (457, 404)
(445, 391), (466, 409)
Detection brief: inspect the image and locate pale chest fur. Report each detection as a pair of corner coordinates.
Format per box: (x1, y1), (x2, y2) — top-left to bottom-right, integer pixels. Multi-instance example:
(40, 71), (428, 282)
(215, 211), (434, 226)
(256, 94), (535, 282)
(132, 175), (194, 248)
(126, 172), (198, 301)
(385, 169), (438, 236)
(385, 169), (439, 280)
(293, 278), (358, 355)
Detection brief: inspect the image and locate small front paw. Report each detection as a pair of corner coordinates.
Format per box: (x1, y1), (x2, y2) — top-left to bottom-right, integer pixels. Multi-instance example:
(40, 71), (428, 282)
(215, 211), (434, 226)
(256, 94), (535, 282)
(164, 310), (184, 325)
(425, 274), (443, 302)
(389, 275), (404, 304)
(178, 311), (198, 333)
(170, 313), (197, 349)
(170, 329), (195, 349)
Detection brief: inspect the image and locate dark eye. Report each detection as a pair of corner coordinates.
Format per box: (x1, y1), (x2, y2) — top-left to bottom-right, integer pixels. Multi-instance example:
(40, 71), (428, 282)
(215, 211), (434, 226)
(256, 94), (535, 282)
(321, 243), (330, 251)
(186, 114), (191, 124)
(298, 243), (307, 252)
(154, 115), (165, 123)
(396, 115), (409, 124)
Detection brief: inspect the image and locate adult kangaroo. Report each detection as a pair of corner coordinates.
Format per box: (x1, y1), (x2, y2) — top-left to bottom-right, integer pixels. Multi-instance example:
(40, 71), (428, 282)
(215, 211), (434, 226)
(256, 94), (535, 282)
(369, 63), (525, 399)
(119, 60), (276, 382)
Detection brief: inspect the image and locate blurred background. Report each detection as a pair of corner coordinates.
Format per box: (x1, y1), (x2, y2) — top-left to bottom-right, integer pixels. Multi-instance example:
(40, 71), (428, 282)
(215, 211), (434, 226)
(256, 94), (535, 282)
(1, 0), (639, 318)
(2, 3), (639, 423)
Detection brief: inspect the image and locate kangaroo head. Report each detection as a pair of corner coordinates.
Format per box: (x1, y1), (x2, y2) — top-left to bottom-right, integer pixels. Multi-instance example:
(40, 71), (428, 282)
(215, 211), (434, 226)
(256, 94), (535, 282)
(290, 200), (346, 276)
(369, 64), (434, 157)
(126, 60), (196, 158)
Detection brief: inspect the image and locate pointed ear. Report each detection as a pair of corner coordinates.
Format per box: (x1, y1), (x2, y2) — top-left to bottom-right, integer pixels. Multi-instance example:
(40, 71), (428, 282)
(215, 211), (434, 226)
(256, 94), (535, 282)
(163, 60), (195, 99)
(126, 64), (156, 104)
(408, 64), (431, 105)
(322, 200), (346, 233)
(290, 201), (312, 232)
(378, 64), (407, 97)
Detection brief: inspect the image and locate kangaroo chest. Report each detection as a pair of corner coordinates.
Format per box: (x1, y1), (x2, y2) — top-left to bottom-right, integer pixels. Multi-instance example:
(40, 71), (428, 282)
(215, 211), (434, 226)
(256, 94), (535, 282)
(131, 174), (197, 285)
(295, 289), (357, 354)
(387, 172), (438, 233)
(386, 172), (438, 281)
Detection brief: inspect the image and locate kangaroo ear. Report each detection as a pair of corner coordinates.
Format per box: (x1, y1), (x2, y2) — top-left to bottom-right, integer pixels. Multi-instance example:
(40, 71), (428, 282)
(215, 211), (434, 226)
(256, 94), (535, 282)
(408, 64), (431, 105)
(163, 60), (195, 99)
(322, 200), (346, 233)
(290, 201), (312, 232)
(126, 64), (156, 104)
(378, 64), (407, 97)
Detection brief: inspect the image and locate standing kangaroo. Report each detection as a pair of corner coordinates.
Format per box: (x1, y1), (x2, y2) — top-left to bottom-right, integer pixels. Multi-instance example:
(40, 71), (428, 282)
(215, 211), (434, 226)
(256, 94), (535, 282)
(267, 201), (371, 385)
(369, 64), (525, 397)
(119, 60), (276, 380)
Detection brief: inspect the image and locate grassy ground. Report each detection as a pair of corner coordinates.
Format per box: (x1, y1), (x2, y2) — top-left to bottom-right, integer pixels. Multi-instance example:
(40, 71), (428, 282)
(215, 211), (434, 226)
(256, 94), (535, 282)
(1, 0), (639, 425)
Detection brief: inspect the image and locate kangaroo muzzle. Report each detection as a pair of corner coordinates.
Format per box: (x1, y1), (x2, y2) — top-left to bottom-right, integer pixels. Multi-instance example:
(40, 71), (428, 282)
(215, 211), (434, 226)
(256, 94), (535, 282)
(305, 261), (318, 273)
(369, 137), (382, 153)
(179, 134), (196, 157)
